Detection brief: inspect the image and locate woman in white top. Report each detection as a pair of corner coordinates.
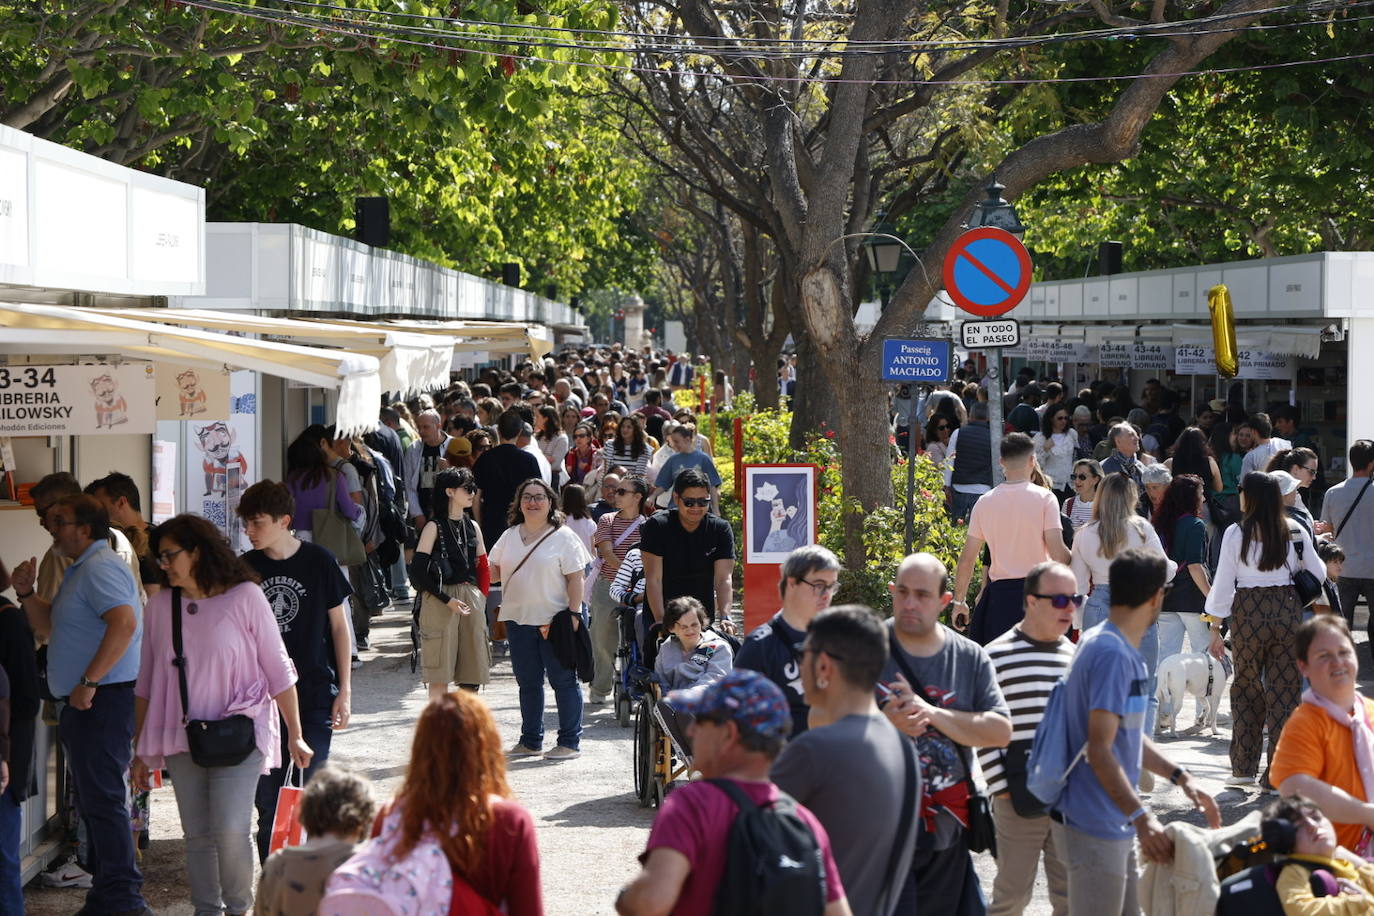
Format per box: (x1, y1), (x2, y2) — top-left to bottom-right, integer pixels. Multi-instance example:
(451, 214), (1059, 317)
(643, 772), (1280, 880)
(489, 478), (592, 760)
(923, 414), (957, 487)
(1063, 458), (1102, 530)
(559, 483), (598, 554)
(536, 406), (569, 488)
(1033, 402), (1078, 501)
(1072, 473), (1175, 735)
(1204, 471), (1328, 786)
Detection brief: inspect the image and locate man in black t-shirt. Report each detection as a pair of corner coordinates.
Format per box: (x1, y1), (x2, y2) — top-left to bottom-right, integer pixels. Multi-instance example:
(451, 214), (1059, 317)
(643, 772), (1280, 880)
(473, 409), (541, 550)
(640, 468), (735, 626)
(237, 482), (353, 863)
(734, 545), (842, 737)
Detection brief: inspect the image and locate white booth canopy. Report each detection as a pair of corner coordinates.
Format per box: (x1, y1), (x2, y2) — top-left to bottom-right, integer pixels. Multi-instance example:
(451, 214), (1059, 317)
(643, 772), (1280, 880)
(1168, 323), (1323, 360)
(91, 308), (453, 397)
(311, 317), (555, 362)
(0, 303), (381, 434)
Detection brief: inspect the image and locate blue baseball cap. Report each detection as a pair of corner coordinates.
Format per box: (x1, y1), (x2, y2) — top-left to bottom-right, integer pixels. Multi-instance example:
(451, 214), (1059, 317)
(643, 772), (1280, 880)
(667, 669), (791, 741)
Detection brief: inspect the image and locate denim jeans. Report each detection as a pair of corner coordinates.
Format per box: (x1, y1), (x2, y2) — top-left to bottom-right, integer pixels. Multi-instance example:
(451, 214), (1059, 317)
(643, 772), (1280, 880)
(950, 489), (985, 525)
(165, 749), (265, 916)
(0, 790), (22, 916)
(60, 683), (146, 913)
(254, 706), (335, 862)
(506, 620), (583, 750)
(1082, 585), (1160, 738)
(1157, 611), (1211, 661)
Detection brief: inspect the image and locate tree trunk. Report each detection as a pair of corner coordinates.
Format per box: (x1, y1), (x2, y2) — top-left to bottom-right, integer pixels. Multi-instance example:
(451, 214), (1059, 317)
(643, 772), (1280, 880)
(788, 333), (838, 450)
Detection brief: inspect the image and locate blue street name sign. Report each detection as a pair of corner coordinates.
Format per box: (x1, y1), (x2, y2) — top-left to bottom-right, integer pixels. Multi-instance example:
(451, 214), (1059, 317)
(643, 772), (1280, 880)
(880, 338), (951, 383)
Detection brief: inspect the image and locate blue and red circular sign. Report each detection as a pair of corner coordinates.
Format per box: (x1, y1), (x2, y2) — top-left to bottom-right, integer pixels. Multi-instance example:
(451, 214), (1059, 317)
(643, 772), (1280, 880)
(942, 226), (1033, 318)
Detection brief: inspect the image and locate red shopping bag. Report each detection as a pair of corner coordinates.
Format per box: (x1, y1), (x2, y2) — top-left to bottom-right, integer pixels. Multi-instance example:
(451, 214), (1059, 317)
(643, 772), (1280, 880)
(268, 763), (305, 854)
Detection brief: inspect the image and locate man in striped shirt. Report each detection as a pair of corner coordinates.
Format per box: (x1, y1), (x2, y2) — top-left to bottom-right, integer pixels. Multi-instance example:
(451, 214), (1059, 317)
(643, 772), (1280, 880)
(978, 561), (1079, 916)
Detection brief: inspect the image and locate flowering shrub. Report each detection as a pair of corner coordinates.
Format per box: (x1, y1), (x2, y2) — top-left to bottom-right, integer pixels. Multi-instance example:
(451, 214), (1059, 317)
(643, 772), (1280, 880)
(713, 398), (979, 618)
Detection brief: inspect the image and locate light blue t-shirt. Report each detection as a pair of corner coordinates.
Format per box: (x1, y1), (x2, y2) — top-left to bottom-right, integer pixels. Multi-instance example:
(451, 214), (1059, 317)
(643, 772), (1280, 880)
(655, 450), (722, 490)
(49, 540), (143, 697)
(1057, 620), (1148, 840)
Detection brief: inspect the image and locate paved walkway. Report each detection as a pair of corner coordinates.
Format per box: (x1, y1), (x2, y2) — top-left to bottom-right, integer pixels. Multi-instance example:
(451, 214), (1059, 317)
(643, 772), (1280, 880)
(24, 605), (1371, 914)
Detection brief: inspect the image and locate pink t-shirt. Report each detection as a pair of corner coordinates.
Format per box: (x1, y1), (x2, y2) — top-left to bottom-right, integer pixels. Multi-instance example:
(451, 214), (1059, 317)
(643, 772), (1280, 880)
(967, 480), (1062, 581)
(642, 778), (845, 916)
(135, 581), (298, 772)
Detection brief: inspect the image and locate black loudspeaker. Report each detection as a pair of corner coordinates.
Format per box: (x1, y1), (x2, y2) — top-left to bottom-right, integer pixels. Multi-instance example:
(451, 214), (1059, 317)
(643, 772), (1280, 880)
(501, 262), (521, 287)
(1098, 240), (1123, 276)
(545, 283), (558, 300)
(355, 197), (390, 248)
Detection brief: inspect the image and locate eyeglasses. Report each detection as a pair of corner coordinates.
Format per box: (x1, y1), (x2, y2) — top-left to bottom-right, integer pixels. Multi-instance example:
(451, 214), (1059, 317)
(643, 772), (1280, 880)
(936, 424), (951, 431)
(1030, 592), (1086, 609)
(615, 487), (639, 496)
(679, 497), (711, 508)
(574, 433), (590, 440)
(49, 517), (78, 530)
(1302, 465), (1318, 473)
(156, 548), (186, 566)
(798, 578), (842, 598)
(1071, 473), (1094, 481)
(520, 493), (549, 504)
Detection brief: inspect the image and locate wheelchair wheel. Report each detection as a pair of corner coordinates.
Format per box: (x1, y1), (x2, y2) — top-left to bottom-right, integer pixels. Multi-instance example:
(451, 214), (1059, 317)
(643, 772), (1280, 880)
(632, 699), (655, 807)
(616, 692), (632, 729)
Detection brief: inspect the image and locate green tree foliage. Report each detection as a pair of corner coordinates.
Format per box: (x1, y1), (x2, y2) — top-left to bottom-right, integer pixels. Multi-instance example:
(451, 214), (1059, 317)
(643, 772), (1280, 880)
(0, 0), (651, 293)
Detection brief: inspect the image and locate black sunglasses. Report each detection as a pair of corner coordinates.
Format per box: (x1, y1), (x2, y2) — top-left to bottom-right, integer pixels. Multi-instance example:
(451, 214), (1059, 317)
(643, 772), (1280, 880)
(1031, 593), (1086, 609)
(1072, 473), (1094, 481)
(679, 497), (711, 508)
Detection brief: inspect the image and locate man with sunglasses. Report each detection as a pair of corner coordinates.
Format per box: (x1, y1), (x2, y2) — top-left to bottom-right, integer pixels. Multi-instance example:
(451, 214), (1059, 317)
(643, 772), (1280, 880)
(734, 545), (842, 738)
(978, 562), (1080, 916)
(10, 495), (151, 916)
(640, 468), (735, 634)
(1054, 549), (1219, 916)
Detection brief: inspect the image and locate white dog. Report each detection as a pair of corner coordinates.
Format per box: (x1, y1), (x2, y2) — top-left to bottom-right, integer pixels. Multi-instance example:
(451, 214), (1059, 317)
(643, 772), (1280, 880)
(1156, 651), (1230, 737)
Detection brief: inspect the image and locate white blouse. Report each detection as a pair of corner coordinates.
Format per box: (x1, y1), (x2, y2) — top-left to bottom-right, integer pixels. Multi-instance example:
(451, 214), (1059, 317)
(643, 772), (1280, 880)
(1204, 524), (1326, 619)
(1033, 430), (1079, 492)
(1070, 519), (1177, 594)
(489, 525), (592, 626)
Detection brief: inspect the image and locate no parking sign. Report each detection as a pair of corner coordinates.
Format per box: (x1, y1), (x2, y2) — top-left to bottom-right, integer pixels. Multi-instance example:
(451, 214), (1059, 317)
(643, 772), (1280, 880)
(942, 227), (1032, 318)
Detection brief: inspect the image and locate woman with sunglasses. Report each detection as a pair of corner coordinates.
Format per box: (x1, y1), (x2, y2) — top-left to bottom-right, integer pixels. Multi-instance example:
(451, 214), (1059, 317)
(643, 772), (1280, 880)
(1071, 473), (1176, 737)
(410, 467), (490, 701)
(489, 479), (592, 760)
(564, 423), (603, 488)
(923, 413), (958, 485)
(1063, 459), (1103, 531)
(132, 515), (311, 916)
(586, 477), (649, 705)
(1034, 402), (1078, 502)
(1206, 472), (1328, 789)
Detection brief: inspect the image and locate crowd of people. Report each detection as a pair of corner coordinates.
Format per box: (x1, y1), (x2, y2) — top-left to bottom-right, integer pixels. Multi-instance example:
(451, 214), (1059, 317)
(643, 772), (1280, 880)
(4, 340), (1374, 916)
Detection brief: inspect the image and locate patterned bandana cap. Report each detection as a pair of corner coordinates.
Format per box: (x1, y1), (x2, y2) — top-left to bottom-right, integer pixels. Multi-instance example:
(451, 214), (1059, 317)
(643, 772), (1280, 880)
(667, 669), (791, 741)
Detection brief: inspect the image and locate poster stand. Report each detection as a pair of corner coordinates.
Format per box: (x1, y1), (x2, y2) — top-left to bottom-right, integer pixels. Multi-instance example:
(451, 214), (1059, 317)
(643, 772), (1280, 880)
(740, 463), (818, 632)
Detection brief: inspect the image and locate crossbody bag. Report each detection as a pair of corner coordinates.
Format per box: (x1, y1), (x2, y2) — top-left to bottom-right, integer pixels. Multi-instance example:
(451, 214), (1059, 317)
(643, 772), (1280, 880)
(172, 588), (257, 768)
(888, 633), (997, 855)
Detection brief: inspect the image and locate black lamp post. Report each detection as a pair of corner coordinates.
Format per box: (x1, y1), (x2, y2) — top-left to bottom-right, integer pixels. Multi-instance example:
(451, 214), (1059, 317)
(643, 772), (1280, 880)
(964, 175), (1026, 239)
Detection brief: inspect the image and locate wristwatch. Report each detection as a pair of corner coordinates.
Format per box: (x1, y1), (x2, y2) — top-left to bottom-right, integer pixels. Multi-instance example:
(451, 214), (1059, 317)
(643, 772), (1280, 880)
(78, 676), (99, 689)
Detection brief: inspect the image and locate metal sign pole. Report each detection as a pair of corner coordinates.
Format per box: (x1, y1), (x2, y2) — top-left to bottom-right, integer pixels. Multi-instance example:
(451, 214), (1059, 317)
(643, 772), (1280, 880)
(905, 398), (918, 553)
(987, 348), (1005, 485)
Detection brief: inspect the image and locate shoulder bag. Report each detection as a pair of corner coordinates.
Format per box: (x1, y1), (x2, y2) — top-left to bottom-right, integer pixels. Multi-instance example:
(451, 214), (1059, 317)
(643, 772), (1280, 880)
(1286, 528), (1324, 608)
(312, 470), (367, 566)
(172, 587), (257, 768)
(1336, 475), (1374, 539)
(888, 633), (997, 856)
(493, 526), (559, 638)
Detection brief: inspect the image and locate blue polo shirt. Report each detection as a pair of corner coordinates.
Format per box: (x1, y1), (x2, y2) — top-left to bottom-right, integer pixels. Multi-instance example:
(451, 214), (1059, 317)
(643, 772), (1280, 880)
(654, 450), (722, 490)
(49, 540), (143, 697)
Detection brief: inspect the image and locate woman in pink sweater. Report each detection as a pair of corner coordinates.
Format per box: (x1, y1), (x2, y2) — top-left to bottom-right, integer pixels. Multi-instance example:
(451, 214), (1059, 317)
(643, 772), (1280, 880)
(132, 514), (311, 916)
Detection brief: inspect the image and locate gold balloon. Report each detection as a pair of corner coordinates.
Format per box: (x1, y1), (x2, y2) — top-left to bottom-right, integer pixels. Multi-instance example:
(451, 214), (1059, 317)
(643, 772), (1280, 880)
(1208, 284), (1238, 378)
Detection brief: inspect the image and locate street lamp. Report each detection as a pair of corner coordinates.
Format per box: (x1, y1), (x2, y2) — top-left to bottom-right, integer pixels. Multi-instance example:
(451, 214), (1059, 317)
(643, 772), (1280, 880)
(964, 175), (1026, 240)
(863, 213), (904, 275)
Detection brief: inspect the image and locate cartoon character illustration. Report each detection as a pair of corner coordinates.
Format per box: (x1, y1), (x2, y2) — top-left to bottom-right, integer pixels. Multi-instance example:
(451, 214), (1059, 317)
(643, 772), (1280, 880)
(193, 421), (249, 496)
(89, 372), (128, 429)
(754, 481), (799, 554)
(176, 370), (208, 417)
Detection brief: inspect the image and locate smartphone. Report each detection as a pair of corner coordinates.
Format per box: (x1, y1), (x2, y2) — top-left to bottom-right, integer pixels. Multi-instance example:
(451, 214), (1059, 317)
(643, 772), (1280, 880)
(875, 682), (897, 707)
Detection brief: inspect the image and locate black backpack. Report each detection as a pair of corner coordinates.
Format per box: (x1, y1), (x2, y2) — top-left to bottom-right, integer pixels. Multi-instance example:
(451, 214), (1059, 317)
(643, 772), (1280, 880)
(707, 779), (826, 916)
(1216, 858), (1339, 915)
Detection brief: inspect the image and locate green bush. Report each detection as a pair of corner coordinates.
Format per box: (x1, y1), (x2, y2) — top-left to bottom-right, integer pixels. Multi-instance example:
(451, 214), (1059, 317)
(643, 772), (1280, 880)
(711, 398), (979, 618)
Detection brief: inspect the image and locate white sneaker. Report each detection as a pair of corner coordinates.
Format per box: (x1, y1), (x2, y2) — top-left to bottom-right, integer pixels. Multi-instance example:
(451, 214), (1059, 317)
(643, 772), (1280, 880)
(506, 743), (541, 758)
(1224, 775), (1257, 787)
(587, 693), (608, 706)
(544, 745), (581, 761)
(40, 855), (93, 888)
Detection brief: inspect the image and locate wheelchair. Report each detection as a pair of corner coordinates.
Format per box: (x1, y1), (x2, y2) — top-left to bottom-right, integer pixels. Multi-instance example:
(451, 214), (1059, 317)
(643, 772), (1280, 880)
(632, 681), (694, 809)
(612, 599), (650, 729)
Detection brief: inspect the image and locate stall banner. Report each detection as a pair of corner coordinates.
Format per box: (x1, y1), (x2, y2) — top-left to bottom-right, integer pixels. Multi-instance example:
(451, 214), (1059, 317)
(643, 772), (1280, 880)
(1174, 342), (1216, 375)
(1098, 342), (1131, 368)
(1130, 342), (1174, 372)
(1237, 349), (1294, 381)
(1003, 337), (1029, 358)
(1040, 340), (1095, 363)
(1026, 338), (1054, 361)
(183, 370), (256, 551)
(0, 362), (154, 436)
(155, 364), (230, 421)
